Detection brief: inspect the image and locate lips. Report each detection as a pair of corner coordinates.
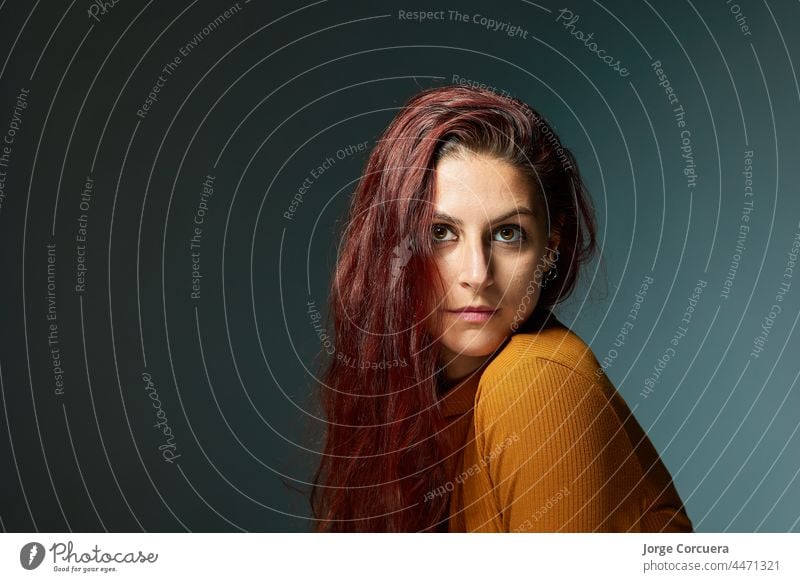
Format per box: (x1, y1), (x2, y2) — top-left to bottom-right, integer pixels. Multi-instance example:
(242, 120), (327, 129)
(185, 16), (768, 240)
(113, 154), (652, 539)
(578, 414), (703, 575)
(447, 306), (499, 323)
(449, 305), (499, 312)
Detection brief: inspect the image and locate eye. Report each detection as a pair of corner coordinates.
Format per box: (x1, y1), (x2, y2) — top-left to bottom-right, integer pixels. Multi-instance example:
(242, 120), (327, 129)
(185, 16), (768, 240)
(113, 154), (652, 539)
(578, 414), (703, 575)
(493, 224), (526, 243)
(431, 224), (457, 242)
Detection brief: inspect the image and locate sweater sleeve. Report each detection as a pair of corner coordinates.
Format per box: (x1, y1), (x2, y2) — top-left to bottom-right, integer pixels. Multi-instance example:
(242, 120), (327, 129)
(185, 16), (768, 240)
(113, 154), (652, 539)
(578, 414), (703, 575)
(473, 356), (646, 532)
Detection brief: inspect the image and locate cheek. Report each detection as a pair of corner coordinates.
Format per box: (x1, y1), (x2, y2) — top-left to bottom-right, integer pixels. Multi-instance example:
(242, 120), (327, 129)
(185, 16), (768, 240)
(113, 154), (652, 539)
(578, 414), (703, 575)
(501, 279), (541, 324)
(428, 254), (460, 305)
(433, 254), (458, 283)
(497, 255), (541, 300)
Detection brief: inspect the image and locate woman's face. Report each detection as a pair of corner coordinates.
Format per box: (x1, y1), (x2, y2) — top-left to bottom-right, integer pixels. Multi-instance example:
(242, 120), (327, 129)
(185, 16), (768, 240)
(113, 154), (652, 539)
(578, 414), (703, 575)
(428, 151), (556, 380)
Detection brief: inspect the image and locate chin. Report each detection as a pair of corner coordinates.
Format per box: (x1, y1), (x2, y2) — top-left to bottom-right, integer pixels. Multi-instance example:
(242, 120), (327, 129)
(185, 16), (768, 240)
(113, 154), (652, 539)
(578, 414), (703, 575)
(442, 330), (509, 358)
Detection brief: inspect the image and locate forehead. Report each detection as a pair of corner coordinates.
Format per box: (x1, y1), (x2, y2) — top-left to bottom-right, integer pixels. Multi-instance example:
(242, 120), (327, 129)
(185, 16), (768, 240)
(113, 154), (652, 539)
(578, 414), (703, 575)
(433, 153), (537, 215)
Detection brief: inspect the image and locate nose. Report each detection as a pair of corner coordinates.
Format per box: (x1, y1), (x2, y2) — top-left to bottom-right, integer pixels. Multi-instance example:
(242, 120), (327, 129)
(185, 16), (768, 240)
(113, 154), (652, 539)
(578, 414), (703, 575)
(458, 236), (494, 291)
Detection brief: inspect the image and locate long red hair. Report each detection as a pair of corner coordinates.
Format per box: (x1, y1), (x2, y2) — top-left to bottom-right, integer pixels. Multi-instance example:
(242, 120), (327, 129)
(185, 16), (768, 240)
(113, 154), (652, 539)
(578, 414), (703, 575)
(310, 84), (598, 532)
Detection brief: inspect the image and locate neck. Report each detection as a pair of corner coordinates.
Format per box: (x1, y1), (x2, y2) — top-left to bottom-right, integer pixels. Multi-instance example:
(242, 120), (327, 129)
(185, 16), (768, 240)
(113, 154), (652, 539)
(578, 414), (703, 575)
(440, 352), (493, 384)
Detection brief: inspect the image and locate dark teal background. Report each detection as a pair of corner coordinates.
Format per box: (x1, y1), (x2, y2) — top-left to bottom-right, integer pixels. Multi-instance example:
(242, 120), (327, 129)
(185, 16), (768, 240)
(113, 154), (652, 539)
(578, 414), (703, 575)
(0, 0), (798, 532)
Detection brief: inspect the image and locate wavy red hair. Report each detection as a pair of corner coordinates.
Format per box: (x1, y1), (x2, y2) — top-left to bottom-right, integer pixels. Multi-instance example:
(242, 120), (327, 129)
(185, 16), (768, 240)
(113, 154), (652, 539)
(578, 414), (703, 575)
(310, 84), (598, 532)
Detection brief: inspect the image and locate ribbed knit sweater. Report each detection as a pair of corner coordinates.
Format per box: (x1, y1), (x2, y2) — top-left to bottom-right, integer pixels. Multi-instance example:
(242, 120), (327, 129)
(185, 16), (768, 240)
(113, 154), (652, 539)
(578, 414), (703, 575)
(437, 310), (693, 532)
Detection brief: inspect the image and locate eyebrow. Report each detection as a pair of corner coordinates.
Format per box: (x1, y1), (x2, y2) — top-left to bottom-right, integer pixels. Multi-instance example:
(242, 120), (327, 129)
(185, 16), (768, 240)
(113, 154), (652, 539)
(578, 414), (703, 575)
(433, 207), (536, 226)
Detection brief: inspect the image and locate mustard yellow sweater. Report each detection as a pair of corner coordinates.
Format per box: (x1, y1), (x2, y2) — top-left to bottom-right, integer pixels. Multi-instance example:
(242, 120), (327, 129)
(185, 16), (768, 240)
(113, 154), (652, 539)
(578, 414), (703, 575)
(438, 311), (693, 532)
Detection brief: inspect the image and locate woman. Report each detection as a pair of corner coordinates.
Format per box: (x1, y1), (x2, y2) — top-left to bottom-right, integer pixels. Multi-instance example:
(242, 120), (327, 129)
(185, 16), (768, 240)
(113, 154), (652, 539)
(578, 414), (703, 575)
(310, 84), (693, 533)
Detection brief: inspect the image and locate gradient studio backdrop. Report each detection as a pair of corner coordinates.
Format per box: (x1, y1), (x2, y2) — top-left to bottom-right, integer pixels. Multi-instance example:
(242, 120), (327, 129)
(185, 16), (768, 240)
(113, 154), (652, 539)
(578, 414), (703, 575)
(0, 0), (798, 533)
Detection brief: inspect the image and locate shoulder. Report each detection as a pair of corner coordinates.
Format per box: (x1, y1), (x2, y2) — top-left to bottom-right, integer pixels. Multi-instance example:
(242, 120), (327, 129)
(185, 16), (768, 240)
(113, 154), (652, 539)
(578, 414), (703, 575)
(471, 326), (646, 524)
(481, 322), (605, 393)
(474, 322), (625, 443)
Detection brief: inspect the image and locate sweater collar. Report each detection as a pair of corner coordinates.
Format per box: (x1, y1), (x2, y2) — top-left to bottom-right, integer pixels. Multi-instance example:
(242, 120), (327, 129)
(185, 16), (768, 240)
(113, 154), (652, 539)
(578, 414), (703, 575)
(439, 369), (482, 418)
